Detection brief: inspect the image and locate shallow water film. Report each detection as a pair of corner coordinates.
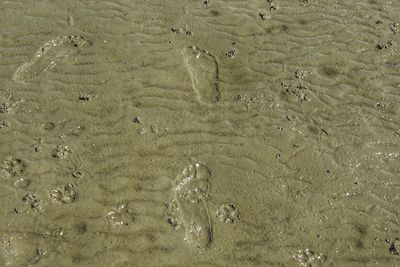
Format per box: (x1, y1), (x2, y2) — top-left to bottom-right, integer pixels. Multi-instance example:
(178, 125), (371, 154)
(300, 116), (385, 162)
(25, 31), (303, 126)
(1, 0), (400, 266)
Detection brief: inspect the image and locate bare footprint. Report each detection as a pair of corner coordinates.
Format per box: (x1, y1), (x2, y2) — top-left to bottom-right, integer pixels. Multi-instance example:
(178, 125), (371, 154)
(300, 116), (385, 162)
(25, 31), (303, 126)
(170, 162), (213, 250)
(13, 35), (91, 82)
(181, 46), (220, 104)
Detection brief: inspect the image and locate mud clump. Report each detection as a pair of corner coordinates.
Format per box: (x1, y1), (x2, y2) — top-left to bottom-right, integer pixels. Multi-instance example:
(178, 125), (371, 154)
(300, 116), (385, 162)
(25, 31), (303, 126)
(266, 0), (278, 11)
(21, 193), (42, 212)
(293, 249), (327, 266)
(376, 40), (394, 50)
(226, 49), (237, 59)
(0, 120), (10, 129)
(52, 145), (71, 159)
(49, 183), (78, 204)
(203, 0), (211, 7)
(389, 238), (400, 255)
(216, 203), (240, 223)
(1, 157), (25, 177)
(106, 203), (135, 226)
(0, 103), (13, 114)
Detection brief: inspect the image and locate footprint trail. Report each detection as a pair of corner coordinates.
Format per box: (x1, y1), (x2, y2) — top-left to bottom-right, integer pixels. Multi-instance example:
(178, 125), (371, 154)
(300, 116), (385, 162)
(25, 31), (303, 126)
(181, 46), (220, 104)
(13, 35), (91, 82)
(171, 162), (213, 250)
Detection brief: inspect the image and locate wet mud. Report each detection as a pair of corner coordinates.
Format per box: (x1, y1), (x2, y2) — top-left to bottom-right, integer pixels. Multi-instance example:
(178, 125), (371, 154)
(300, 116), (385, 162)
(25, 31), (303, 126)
(1, 0), (400, 266)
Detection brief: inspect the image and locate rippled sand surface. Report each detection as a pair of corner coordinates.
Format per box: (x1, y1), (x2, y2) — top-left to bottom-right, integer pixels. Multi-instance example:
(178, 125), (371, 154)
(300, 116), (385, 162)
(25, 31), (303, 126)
(1, 0), (400, 266)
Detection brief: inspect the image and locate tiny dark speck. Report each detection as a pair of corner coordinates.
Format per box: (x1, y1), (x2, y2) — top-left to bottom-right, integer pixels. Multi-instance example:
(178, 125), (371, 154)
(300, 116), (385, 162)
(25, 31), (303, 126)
(133, 117), (141, 123)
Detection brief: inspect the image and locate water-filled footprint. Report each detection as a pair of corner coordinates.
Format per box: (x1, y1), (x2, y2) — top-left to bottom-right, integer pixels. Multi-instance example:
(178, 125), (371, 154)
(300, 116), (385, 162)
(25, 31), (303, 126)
(13, 35), (91, 82)
(181, 46), (220, 104)
(171, 162), (213, 250)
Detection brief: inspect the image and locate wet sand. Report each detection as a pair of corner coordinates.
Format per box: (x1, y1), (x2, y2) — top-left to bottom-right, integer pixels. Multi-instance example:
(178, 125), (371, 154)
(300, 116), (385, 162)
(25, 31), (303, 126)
(1, 0), (400, 266)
